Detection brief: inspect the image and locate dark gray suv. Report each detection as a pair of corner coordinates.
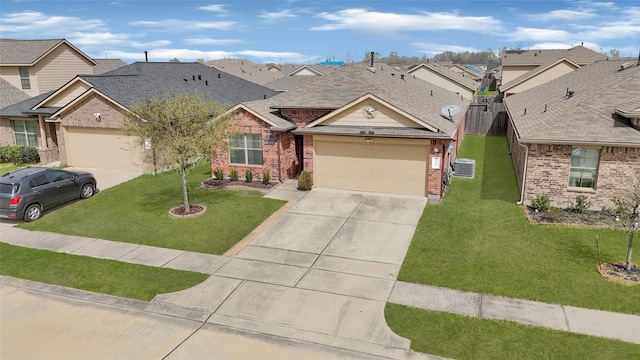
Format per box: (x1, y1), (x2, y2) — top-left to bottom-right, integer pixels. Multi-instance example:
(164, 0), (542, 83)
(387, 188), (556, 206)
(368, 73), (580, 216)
(0, 167), (97, 221)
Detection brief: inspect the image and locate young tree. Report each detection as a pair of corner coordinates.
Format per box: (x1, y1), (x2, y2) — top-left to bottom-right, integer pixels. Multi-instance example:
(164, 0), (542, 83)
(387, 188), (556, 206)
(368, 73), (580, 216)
(612, 171), (640, 271)
(122, 92), (231, 213)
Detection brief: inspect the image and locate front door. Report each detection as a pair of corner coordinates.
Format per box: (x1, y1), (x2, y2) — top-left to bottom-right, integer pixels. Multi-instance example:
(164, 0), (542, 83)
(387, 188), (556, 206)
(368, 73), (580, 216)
(295, 135), (304, 172)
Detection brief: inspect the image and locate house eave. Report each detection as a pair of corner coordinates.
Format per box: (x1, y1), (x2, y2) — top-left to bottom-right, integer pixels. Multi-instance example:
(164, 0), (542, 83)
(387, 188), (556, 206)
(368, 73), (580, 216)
(518, 138), (640, 148)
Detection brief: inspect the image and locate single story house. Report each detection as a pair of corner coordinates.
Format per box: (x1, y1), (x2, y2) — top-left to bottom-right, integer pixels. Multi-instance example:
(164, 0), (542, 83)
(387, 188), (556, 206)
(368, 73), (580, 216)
(406, 63), (478, 100)
(0, 62), (278, 171)
(505, 58), (640, 209)
(212, 64), (470, 198)
(499, 45), (606, 97)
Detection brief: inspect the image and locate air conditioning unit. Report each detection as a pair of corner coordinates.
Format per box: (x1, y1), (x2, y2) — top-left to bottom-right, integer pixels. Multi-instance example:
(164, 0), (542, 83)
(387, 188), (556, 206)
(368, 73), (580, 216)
(454, 158), (475, 178)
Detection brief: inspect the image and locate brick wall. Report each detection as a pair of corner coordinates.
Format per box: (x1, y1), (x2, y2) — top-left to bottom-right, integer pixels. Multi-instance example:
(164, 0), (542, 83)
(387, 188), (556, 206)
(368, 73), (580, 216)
(0, 119), (14, 146)
(60, 94), (124, 129)
(524, 143), (640, 209)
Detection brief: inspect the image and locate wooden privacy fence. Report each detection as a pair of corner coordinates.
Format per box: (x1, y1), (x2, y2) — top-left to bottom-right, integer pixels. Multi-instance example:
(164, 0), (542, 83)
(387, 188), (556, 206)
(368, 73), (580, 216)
(465, 96), (508, 135)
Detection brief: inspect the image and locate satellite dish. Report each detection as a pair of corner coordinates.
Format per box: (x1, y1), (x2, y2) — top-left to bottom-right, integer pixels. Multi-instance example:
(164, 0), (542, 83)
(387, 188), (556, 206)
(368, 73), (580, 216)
(440, 105), (461, 120)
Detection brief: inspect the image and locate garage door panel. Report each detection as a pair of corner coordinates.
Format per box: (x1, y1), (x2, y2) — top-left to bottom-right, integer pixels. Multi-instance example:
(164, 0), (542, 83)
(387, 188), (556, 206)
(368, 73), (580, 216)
(65, 127), (144, 172)
(314, 138), (428, 196)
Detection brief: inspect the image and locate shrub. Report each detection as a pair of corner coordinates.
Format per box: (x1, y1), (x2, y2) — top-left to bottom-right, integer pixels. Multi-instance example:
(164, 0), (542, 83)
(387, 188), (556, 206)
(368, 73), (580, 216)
(571, 195), (592, 214)
(229, 168), (238, 181)
(262, 169), (271, 185)
(530, 194), (551, 212)
(0, 145), (40, 165)
(213, 167), (224, 180)
(245, 169), (253, 183)
(297, 170), (313, 190)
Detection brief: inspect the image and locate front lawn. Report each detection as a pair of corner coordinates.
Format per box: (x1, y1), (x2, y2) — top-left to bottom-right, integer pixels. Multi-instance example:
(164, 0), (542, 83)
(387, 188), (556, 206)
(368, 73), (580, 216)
(0, 243), (208, 301)
(18, 162), (286, 255)
(385, 304), (640, 360)
(399, 135), (638, 315)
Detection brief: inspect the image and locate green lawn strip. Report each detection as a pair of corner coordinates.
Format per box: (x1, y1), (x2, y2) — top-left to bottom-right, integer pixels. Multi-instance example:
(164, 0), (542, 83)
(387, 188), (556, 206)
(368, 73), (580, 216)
(0, 163), (21, 174)
(385, 304), (639, 360)
(0, 243), (208, 301)
(18, 162), (286, 255)
(399, 135), (639, 315)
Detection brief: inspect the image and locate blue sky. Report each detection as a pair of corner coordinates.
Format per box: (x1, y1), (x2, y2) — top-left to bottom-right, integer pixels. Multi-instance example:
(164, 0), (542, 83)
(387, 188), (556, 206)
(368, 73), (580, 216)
(1, 0), (639, 64)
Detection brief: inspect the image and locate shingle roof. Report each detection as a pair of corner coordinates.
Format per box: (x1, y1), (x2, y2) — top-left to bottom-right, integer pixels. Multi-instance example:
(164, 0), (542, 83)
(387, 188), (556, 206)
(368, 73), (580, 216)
(0, 38), (95, 65)
(263, 75), (316, 92)
(78, 62), (278, 109)
(504, 58), (640, 146)
(0, 91), (54, 117)
(265, 64), (470, 136)
(501, 45), (606, 66)
(92, 59), (127, 75)
(207, 58), (285, 85)
(407, 63), (478, 90)
(0, 78), (30, 108)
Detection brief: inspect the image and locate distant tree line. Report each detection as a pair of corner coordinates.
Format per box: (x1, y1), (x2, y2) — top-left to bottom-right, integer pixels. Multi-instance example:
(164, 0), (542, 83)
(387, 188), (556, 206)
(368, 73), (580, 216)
(353, 50), (500, 69)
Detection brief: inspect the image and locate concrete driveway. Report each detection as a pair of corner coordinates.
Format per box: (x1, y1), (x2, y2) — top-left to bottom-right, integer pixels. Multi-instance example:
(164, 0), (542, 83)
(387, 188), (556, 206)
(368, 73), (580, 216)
(0, 167), (140, 229)
(154, 187), (428, 358)
(64, 167), (141, 192)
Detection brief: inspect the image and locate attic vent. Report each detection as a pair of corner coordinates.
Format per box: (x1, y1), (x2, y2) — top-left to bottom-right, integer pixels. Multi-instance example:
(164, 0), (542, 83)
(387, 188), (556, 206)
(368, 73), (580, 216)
(620, 62), (634, 70)
(454, 158), (475, 178)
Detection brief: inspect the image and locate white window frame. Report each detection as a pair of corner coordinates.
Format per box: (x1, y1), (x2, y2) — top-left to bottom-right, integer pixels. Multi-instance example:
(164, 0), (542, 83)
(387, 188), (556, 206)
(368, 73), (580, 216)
(569, 147), (599, 189)
(12, 120), (38, 147)
(229, 134), (263, 165)
(19, 67), (31, 90)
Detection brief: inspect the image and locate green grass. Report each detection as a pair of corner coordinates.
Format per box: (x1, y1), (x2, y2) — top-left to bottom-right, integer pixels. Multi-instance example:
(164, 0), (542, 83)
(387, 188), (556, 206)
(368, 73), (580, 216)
(385, 304), (640, 360)
(0, 243), (208, 301)
(0, 163), (21, 175)
(18, 161), (286, 255)
(399, 135), (639, 315)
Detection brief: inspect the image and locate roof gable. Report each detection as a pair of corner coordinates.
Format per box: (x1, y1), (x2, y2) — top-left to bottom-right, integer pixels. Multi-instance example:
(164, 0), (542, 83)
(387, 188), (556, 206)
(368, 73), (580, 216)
(306, 94), (437, 131)
(501, 58), (581, 92)
(0, 39), (97, 66)
(505, 58), (640, 146)
(406, 63), (477, 91)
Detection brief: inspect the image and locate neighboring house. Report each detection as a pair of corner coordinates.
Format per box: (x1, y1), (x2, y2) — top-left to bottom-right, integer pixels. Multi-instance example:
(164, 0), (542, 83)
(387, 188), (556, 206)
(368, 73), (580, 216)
(499, 45), (606, 96)
(447, 64), (483, 82)
(505, 58), (640, 209)
(0, 39), (97, 98)
(92, 58), (127, 75)
(265, 63), (343, 92)
(207, 58), (285, 86)
(212, 64), (470, 198)
(0, 62), (277, 171)
(406, 63), (477, 100)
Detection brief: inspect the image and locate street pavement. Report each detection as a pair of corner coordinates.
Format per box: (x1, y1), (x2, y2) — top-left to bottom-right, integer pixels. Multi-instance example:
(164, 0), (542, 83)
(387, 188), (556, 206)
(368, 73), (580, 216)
(1, 179), (639, 359)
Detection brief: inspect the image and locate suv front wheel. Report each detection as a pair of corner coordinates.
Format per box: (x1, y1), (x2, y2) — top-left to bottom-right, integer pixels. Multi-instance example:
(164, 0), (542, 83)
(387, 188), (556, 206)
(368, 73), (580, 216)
(24, 204), (42, 222)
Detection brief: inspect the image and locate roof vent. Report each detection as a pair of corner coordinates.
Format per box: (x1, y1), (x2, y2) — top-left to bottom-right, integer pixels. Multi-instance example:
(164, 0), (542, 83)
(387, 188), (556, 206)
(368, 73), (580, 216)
(620, 62), (634, 70)
(454, 158), (475, 178)
(367, 67), (376, 73)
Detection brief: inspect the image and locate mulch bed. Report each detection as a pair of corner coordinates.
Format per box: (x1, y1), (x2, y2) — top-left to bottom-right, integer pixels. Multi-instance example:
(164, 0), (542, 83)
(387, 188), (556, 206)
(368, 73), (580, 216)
(169, 204), (206, 218)
(525, 207), (625, 229)
(202, 179), (277, 192)
(598, 263), (640, 285)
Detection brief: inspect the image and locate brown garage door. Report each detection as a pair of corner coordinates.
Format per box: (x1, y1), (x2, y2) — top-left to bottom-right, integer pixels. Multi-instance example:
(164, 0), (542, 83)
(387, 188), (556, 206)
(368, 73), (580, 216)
(313, 135), (429, 195)
(64, 127), (144, 172)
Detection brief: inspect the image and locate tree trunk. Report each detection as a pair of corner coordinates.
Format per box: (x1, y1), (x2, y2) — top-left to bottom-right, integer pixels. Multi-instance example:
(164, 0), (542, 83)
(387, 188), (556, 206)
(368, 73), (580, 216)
(181, 164), (190, 213)
(626, 230), (634, 272)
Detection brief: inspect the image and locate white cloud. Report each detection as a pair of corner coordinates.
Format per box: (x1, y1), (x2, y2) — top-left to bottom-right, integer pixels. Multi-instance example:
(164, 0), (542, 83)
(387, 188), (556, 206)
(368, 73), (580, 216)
(526, 9), (597, 22)
(184, 37), (243, 45)
(312, 8), (502, 33)
(0, 11), (104, 35)
(259, 10), (297, 21)
(130, 19), (236, 31)
(198, 4), (228, 13)
(102, 48), (310, 64)
(508, 28), (571, 42)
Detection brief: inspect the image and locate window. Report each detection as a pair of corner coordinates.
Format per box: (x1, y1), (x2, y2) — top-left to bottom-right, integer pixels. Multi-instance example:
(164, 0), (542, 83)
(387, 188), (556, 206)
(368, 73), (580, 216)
(229, 134), (263, 165)
(19, 67), (31, 90)
(12, 120), (38, 147)
(569, 148), (599, 188)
